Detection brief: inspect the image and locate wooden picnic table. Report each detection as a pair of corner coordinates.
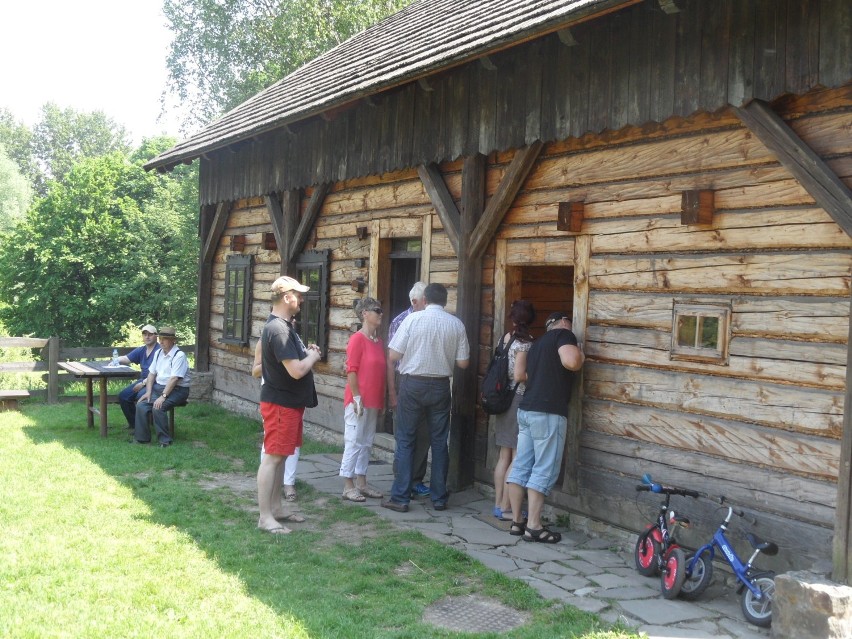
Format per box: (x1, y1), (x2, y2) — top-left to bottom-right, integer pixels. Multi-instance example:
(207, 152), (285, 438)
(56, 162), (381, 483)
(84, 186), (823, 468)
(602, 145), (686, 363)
(59, 361), (140, 437)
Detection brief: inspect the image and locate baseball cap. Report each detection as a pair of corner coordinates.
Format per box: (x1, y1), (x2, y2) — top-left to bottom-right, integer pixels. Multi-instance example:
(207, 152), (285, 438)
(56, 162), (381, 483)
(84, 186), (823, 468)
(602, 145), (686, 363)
(545, 312), (570, 330)
(140, 324), (158, 335)
(271, 275), (310, 294)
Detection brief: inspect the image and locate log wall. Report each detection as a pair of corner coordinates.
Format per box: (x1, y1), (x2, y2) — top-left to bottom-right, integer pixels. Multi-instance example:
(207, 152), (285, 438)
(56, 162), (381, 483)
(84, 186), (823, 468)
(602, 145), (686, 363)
(204, 86), (851, 572)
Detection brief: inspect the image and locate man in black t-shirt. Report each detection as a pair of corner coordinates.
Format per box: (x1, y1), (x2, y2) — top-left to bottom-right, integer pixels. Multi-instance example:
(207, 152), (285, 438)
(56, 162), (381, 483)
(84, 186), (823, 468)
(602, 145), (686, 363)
(257, 276), (321, 534)
(506, 311), (584, 544)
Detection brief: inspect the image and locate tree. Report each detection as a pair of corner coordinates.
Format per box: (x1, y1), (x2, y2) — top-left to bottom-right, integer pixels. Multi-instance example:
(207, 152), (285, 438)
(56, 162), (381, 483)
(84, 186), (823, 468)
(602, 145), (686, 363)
(163, 0), (414, 129)
(0, 143), (32, 230)
(0, 138), (198, 346)
(0, 108), (41, 189)
(31, 103), (132, 194)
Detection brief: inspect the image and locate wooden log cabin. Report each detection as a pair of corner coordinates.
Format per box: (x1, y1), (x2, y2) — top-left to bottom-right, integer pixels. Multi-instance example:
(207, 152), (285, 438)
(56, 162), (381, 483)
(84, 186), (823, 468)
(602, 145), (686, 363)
(147, 0), (852, 579)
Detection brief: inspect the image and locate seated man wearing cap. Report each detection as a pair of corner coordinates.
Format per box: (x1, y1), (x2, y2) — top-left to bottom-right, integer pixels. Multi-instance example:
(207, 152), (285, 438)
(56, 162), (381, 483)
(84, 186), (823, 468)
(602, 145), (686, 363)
(132, 326), (192, 447)
(117, 324), (161, 429)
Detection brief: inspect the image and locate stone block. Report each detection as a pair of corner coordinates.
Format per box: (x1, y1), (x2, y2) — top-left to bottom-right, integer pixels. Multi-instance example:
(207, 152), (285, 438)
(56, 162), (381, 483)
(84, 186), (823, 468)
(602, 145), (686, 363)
(772, 571), (852, 639)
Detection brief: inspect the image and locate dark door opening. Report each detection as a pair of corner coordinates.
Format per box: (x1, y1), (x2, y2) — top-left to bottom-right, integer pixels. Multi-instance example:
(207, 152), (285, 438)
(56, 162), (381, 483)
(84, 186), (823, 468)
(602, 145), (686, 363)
(378, 238), (421, 434)
(502, 264), (575, 482)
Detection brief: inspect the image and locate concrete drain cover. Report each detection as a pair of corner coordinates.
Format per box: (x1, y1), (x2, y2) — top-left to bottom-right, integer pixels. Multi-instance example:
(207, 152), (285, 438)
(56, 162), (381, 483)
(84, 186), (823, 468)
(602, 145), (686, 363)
(423, 594), (529, 633)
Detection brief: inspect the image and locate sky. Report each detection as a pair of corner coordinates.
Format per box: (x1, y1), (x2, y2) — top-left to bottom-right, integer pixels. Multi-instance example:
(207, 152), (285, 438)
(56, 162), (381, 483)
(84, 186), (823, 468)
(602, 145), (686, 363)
(1, 1), (186, 145)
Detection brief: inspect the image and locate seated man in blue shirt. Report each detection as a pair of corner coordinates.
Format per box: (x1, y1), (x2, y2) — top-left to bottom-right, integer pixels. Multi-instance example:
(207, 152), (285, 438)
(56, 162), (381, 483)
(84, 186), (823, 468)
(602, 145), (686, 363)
(131, 326), (192, 447)
(117, 324), (161, 429)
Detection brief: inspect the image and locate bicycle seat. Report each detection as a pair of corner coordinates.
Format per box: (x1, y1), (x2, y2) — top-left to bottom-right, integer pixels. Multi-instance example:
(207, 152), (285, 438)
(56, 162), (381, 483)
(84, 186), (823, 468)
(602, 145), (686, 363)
(746, 532), (778, 556)
(668, 512), (691, 527)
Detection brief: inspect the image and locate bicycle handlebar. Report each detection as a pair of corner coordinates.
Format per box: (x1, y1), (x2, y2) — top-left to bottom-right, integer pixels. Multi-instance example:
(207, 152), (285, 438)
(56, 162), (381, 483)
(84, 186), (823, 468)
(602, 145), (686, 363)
(636, 474), (699, 498)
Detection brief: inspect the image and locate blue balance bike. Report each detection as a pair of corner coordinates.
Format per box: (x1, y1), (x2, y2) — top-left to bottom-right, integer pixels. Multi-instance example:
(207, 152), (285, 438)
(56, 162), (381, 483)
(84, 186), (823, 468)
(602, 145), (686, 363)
(680, 497), (779, 627)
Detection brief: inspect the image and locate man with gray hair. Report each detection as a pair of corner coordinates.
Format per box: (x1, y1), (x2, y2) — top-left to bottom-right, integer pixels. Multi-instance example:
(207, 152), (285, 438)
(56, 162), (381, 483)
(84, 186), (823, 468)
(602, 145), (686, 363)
(383, 283), (470, 513)
(387, 281), (431, 497)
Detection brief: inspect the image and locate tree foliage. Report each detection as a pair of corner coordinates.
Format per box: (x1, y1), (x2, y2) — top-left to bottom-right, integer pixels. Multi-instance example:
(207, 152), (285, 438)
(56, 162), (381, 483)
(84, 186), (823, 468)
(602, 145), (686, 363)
(163, 0), (413, 129)
(0, 144), (32, 231)
(0, 139), (198, 346)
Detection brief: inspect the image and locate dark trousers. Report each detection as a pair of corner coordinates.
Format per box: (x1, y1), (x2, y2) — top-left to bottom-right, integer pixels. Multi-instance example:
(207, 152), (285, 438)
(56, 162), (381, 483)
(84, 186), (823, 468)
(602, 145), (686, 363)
(133, 384), (190, 444)
(390, 376), (451, 505)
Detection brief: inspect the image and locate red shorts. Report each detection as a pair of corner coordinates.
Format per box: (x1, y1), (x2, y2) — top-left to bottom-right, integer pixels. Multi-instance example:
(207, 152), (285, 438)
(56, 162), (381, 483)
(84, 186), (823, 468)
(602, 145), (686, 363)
(260, 402), (304, 456)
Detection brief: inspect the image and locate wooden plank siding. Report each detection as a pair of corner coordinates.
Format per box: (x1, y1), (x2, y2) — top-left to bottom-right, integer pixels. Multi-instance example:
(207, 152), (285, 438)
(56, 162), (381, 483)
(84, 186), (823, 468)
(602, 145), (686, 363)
(191, 0), (852, 574)
(196, 0), (851, 204)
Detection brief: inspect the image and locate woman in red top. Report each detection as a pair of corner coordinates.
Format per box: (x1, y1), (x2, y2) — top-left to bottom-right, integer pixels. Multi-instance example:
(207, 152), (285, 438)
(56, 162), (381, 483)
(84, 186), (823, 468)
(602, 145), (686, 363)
(340, 297), (387, 501)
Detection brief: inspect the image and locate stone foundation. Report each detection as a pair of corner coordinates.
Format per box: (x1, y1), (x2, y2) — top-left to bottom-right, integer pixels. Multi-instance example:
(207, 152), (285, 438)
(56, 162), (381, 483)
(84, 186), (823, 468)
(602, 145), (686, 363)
(772, 571), (852, 639)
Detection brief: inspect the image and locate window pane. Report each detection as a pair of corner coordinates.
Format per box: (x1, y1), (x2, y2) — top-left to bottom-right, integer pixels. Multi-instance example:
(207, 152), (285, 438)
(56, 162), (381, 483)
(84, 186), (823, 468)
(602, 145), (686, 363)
(700, 317), (719, 348)
(676, 316), (697, 347)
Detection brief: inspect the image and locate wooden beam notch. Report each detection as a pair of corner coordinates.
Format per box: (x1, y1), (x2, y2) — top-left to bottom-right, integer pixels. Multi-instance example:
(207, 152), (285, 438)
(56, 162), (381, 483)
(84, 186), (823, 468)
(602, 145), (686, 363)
(557, 202), (585, 232)
(557, 28), (578, 46)
(658, 0), (680, 14)
(479, 55), (497, 71)
(418, 77), (434, 92)
(356, 226), (369, 240)
(680, 190), (715, 226)
(263, 232), (277, 251)
(229, 234), (246, 252)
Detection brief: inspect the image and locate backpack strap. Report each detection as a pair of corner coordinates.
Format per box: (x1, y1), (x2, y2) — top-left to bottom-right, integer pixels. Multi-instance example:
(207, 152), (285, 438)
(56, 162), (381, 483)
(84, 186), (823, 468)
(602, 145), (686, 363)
(500, 332), (516, 354)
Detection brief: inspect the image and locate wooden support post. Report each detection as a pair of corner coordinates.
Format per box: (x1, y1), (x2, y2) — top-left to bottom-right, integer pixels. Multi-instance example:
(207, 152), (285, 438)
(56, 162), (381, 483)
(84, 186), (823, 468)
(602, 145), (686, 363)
(289, 183), (330, 263)
(448, 154), (485, 492)
(47, 336), (59, 404)
(418, 164), (460, 254)
(562, 234), (591, 496)
(834, 288), (852, 585)
(196, 203), (227, 372)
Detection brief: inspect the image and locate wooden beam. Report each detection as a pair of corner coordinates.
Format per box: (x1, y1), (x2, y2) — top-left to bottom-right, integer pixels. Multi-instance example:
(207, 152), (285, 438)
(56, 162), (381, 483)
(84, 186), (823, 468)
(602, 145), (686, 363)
(449, 154), (486, 492)
(289, 183), (330, 262)
(833, 289), (852, 585)
(265, 190), (299, 274)
(736, 100), (852, 238)
(201, 201), (230, 265)
(418, 163), (460, 255)
(469, 141), (543, 258)
(562, 234), (591, 496)
(680, 190), (715, 225)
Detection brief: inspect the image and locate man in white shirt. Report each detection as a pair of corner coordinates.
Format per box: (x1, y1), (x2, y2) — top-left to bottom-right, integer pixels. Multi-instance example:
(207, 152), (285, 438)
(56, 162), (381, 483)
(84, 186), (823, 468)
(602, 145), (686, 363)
(383, 283), (469, 512)
(131, 326), (192, 447)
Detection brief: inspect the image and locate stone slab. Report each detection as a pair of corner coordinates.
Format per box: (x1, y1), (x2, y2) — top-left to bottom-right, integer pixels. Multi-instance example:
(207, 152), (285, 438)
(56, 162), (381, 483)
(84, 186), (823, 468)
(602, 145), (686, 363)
(618, 598), (715, 625)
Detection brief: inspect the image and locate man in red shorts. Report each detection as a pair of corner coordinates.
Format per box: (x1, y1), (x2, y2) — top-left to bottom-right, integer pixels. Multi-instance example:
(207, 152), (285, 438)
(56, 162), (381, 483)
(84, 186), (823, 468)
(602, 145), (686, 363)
(257, 276), (322, 534)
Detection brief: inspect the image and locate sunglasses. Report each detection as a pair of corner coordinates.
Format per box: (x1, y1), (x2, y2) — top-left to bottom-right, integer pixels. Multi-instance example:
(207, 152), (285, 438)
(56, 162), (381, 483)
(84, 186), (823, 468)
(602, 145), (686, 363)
(367, 308), (383, 314)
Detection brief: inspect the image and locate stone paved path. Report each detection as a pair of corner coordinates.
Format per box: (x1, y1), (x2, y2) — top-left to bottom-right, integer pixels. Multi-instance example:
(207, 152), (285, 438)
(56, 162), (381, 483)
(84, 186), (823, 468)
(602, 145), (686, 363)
(298, 453), (770, 639)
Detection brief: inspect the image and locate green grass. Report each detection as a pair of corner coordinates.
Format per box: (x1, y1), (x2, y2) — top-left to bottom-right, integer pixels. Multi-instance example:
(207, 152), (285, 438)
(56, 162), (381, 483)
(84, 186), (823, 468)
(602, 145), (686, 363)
(1, 402), (638, 639)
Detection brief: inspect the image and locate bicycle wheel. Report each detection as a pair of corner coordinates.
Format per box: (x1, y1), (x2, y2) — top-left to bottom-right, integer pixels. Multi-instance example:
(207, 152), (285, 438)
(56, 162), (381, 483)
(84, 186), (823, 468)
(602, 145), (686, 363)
(741, 571), (775, 628)
(660, 547), (686, 599)
(679, 551), (713, 601)
(634, 529), (661, 576)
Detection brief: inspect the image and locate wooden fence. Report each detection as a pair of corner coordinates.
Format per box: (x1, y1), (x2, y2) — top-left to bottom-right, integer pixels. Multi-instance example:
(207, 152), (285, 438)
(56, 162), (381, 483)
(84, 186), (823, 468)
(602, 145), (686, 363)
(0, 337), (196, 403)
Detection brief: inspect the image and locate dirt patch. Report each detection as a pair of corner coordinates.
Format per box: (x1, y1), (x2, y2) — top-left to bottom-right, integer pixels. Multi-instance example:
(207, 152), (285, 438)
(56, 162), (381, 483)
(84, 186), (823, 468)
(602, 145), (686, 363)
(197, 472), (383, 542)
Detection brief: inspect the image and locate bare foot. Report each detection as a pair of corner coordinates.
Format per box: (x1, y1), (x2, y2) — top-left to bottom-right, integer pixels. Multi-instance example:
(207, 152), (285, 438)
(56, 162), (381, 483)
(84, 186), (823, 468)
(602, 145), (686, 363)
(258, 517), (291, 534)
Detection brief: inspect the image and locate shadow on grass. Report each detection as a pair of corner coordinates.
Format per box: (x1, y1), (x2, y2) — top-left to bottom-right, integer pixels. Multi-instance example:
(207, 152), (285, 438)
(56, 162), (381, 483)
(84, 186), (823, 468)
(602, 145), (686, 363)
(15, 402), (621, 638)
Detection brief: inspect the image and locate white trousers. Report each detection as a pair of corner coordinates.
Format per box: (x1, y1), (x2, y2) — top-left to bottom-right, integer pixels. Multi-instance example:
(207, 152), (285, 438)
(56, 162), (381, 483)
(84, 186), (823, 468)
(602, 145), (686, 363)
(260, 446), (300, 485)
(339, 404), (378, 479)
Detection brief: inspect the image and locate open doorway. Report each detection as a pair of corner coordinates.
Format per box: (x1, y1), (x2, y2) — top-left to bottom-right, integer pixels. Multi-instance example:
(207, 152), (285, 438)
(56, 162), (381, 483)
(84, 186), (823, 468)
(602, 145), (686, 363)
(503, 265), (574, 336)
(377, 237), (422, 434)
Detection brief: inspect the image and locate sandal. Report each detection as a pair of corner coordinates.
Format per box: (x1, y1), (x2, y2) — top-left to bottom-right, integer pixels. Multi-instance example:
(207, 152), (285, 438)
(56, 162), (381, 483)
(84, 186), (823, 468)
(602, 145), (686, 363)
(342, 487), (366, 502)
(283, 485), (297, 501)
(509, 520), (526, 536)
(355, 484), (383, 499)
(523, 526), (562, 544)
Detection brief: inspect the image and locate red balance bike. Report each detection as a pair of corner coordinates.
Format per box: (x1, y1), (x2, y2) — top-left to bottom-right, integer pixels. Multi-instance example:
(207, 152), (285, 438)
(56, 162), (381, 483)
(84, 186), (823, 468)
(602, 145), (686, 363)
(633, 473), (699, 599)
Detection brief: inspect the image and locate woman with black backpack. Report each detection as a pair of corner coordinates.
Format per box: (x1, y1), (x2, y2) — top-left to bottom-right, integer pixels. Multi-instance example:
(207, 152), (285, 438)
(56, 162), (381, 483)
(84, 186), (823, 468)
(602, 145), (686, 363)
(492, 299), (535, 520)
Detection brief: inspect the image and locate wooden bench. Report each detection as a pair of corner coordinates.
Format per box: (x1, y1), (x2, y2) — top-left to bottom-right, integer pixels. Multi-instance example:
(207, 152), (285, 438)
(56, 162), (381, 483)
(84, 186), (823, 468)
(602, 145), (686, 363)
(147, 400), (188, 439)
(0, 390), (30, 411)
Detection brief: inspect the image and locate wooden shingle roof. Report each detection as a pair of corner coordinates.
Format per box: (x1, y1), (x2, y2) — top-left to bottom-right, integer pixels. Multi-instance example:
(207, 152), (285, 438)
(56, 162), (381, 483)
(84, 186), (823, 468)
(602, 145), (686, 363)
(145, 0), (629, 171)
